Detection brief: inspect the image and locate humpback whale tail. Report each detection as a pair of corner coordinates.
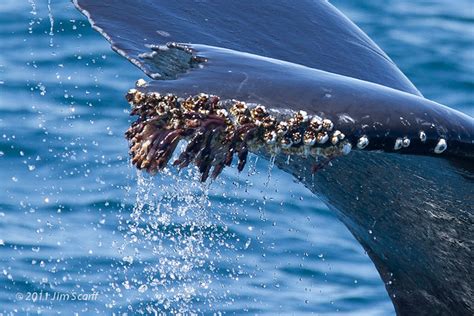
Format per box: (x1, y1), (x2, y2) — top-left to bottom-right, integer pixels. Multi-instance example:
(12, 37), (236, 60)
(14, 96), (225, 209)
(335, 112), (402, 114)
(73, 0), (474, 314)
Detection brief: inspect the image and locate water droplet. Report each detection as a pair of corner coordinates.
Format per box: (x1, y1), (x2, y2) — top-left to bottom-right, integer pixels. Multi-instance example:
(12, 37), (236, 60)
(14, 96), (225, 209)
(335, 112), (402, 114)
(138, 284), (148, 293)
(122, 256), (134, 264)
(244, 238), (251, 250)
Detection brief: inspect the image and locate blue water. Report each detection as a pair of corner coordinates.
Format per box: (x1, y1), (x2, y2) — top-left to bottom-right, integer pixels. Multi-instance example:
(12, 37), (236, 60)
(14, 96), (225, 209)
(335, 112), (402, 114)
(0, 0), (472, 315)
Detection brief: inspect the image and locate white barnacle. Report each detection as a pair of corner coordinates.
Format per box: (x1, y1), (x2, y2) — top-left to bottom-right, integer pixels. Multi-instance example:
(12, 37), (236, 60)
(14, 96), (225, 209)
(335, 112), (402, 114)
(135, 78), (147, 87)
(254, 105), (267, 113)
(296, 110), (309, 123)
(331, 130), (344, 145)
(303, 131), (316, 146)
(291, 132), (302, 145)
(250, 105), (268, 122)
(156, 104), (169, 116)
(133, 91), (145, 104)
(277, 121), (289, 136)
(357, 135), (369, 149)
(419, 131), (427, 143)
(394, 138), (403, 150)
(322, 119), (334, 131)
(402, 137), (410, 148)
(126, 88), (138, 105)
(230, 102), (248, 116)
(216, 109), (229, 118)
(317, 132), (329, 144)
(434, 138), (447, 154)
(264, 131), (277, 145)
(310, 116), (323, 131)
(342, 143), (352, 155)
(149, 92), (161, 99)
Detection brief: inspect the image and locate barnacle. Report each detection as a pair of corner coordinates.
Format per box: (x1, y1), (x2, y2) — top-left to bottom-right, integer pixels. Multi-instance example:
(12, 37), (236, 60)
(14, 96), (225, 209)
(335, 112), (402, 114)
(357, 135), (369, 149)
(125, 90), (352, 181)
(394, 137), (403, 150)
(434, 138), (447, 154)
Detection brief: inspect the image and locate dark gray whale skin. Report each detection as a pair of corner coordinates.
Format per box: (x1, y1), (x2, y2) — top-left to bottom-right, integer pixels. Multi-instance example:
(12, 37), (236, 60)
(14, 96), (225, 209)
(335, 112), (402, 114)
(137, 45), (474, 315)
(73, 0), (474, 314)
(140, 44), (473, 160)
(72, 0), (421, 96)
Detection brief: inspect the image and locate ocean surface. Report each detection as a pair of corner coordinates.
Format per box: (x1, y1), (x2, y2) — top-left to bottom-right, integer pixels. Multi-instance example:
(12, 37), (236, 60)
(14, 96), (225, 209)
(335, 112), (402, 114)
(0, 0), (472, 315)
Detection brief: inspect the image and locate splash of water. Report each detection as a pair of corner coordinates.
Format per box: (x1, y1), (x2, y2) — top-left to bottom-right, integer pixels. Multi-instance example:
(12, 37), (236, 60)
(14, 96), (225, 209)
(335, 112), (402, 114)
(47, 0), (54, 47)
(117, 165), (240, 313)
(28, 0), (37, 15)
(27, 0), (37, 34)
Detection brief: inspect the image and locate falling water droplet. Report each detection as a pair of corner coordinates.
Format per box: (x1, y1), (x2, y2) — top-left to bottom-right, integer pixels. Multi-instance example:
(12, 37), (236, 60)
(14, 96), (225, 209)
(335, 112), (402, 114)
(138, 284), (148, 293)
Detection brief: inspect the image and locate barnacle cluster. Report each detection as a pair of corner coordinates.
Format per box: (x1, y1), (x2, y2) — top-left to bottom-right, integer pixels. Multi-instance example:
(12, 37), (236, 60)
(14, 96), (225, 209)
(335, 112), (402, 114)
(125, 90), (351, 181)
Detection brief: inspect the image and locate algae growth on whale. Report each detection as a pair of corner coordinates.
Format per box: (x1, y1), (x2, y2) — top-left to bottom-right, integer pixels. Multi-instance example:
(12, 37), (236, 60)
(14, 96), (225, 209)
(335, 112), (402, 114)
(73, 0), (474, 314)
